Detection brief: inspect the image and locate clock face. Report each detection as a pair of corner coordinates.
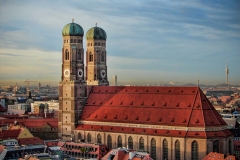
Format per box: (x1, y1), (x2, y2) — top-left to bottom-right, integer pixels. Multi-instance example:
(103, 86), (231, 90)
(78, 69), (83, 78)
(101, 70), (106, 78)
(64, 69), (70, 77)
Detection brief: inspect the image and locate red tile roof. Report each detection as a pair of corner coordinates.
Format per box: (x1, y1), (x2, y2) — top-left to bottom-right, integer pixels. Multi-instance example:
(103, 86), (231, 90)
(17, 137), (44, 145)
(102, 148), (153, 160)
(0, 118), (58, 128)
(79, 86), (226, 127)
(45, 140), (59, 147)
(76, 86), (231, 138)
(0, 129), (21, 140)
(202, 152), (236, 160)
(219, 96), (231, 103)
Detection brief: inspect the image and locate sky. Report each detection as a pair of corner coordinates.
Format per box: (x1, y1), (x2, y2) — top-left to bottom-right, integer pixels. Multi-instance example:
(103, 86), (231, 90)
(0, 0), (240, 86)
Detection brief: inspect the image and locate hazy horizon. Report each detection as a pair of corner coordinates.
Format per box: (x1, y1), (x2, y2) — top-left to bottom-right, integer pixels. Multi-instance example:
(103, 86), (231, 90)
(0, 1), (240, 85)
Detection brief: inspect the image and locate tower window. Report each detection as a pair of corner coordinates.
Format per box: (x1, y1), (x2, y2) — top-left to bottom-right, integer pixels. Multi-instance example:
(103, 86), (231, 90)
(78, 39), (80, 43)
(91, 43), (92, 46)
(70, 39), (73, 43)
(89, 53), (93, 62)
(98, 42), (100, 46)
(102, 43), (103, 46)
(74, 39), (76, 43)
(64, 40), (66, 43)
(67, 40), (69, 43)
(95, 43), (97, 46)
(65, 50), (69, 60)
(88, 43), (90, 46)
(78, 50), (82, 60)
(101, 52), (105, 62)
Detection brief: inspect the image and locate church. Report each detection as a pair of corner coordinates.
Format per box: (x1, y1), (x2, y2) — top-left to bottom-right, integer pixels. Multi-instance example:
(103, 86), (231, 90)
(58, 20), (234, 160)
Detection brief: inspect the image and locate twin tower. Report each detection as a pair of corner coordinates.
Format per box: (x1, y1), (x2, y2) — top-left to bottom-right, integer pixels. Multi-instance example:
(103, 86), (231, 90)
(59, 20), (109, 139)
(61, 20), (109, 86)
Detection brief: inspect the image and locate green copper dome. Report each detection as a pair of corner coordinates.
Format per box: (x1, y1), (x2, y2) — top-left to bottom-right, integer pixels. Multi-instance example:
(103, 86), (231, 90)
(62, 22), (84, 36)
(86, 25), (107, 40)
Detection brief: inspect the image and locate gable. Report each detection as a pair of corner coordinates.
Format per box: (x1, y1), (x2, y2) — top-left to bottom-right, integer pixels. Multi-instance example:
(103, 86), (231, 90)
(17, 127), (34, 139)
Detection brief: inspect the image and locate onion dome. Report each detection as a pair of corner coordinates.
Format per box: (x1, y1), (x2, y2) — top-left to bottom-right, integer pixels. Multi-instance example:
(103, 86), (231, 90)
(86, 23), (107, 40)
(62, 19), (84, 36)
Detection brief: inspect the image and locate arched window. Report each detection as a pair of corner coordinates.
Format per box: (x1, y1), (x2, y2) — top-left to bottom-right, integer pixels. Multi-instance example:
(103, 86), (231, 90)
(175, 140), (180, 160)
(213, 140), (219, 153)
(78, 50), (81, 60)
(101, 52), (105, 62)
(65, 50), (69, 60)
(78, 133), (82, 140)
(139, 137), (144, 150)
(107, 135), (112, 149)
(163, 139), (168, 160)
(191, 141), (198, 160)
(151, 138), (156, 160)
(89, 53), (93, 62)
(117, 135), (122, 148)
(97, 134), (102, 144)
(229, 139), (232, 154)
(87, 133), (91, 143)
(128, 136), (133, 149)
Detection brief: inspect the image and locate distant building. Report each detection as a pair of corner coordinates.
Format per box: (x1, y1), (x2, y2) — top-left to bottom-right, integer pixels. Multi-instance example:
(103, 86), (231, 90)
(113, 75), (117, 86)
(229, 129), (240, 159)
(45, 140), (110, 160)
(0, 118), (58, 140)
(0, 139), (46, 159)
(8, 103), (30, 113)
